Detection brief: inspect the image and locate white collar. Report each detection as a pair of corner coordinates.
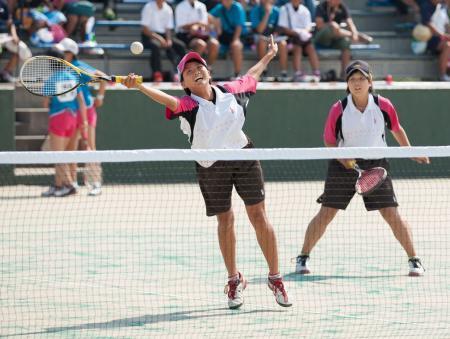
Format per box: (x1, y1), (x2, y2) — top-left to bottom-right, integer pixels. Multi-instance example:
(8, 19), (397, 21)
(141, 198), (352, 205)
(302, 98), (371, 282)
(190, 86), (223, 105)
(348, 93), (373, 113)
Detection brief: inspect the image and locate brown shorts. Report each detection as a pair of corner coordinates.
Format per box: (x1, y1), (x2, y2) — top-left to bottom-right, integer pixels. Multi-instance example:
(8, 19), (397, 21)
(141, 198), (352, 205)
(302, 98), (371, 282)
(317, 158), (399, 211)
(196, 156), (265, 217)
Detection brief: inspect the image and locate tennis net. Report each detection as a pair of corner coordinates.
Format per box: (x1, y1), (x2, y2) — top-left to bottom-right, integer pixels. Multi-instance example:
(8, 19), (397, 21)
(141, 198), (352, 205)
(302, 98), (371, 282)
(1, 146), (449, 338)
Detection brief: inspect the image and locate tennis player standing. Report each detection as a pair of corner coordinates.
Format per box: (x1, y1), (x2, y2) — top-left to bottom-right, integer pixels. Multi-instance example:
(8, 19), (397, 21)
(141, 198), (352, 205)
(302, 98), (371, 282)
(123, 35), (291, 309)
(295, 60), (429, 277)
(55, 38), (106, 196)
(41, 49), (87, 197)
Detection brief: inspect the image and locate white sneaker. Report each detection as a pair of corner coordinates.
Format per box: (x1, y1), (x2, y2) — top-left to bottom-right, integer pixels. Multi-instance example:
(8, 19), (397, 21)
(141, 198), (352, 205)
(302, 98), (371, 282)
(278, 73), (291, 82)
(440, 74), (450, 82)
(295, 255), (310, 274)
(41, 185), (56, 197)
(408, 257), (425, 276)
(88, 184), (102, 196)
(54, 185), (76, 197)
(224, 272), (247, 309)
(268, 277), (292, 307)
(293, 72), (306, 82)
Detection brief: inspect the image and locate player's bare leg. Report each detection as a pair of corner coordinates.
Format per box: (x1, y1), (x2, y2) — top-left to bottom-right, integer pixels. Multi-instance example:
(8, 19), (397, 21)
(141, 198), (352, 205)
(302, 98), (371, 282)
(296, 206), (338, 274)
(246, 201), (278, 274)
(246, 201), (291, 307)
(217, 210), (238, 277)
(301, 206), (338, 255)
(379, 207), (424, 276)
(379, 207), (416, 257)
(217, 210), (247, 309)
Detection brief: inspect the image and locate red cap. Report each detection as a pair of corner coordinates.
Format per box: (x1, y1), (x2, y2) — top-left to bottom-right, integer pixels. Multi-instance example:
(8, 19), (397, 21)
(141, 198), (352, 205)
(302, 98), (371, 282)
(177, 52), (207, 81)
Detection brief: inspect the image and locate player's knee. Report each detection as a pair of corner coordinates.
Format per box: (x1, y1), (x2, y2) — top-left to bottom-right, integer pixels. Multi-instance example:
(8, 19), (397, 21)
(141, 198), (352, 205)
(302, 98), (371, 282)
(318, 207), (338, 223)
(231, 40), (243, 50)
(217, 211), (234, 230)
(247, 208), (270, 230)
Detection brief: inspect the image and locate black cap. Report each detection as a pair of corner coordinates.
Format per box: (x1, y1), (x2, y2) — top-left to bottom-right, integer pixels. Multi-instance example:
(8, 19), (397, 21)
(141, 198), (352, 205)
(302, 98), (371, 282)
(345, 60), (372, 81)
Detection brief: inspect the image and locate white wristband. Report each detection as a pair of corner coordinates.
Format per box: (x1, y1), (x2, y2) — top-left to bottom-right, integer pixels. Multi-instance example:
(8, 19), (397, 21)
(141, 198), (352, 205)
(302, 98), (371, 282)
(96, 94), (104, 100)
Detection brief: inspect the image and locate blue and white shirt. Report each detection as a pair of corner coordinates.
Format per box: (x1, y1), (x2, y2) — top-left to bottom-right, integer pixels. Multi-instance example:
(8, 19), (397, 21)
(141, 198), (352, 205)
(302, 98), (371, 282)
(45, 71), (79, 116)
(72, 59), (97, 108)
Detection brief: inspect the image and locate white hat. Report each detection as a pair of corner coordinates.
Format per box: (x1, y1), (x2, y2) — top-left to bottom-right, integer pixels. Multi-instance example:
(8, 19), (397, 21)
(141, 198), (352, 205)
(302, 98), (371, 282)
(54, 38), (79, 56)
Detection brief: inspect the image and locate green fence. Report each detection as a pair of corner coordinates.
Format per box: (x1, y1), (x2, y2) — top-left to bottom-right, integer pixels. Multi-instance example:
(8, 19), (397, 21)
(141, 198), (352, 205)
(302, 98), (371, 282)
(96, 88), (450, 150)
(2, 86), (449, 184)
(0, 87), (14, 183)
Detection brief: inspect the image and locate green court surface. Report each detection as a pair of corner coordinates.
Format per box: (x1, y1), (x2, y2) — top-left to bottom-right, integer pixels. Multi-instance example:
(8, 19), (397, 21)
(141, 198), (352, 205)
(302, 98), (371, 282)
(1, 179), (449, 338)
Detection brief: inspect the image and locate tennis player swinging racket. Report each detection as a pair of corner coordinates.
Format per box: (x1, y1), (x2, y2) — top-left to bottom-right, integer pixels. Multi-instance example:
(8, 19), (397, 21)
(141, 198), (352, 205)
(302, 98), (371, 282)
(122, 35), (292, 309)
(295, 60), (430, 277)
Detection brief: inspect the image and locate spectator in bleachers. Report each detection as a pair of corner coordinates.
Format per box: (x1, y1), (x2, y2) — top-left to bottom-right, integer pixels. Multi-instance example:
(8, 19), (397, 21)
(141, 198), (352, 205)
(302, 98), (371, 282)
(276, 0), (316, 17)
(91, 0), (116, 20)
(314, 0), (373, 79)
(419, 0), (450, 81)
(52, 0), (96, 41)
(175, 0), (219, 68)
(0, 0), (32, 82)
(210, 0), (247, 78)
(393, 0), (420, 15)
(141, 0), (186, 82)
(204, 0), (221, 11)
(278, 0), (320, 81)
(250, 0), (290, 81)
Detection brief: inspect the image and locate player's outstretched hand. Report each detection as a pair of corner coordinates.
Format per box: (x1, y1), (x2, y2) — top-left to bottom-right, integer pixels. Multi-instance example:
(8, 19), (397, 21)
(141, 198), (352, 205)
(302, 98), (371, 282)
(122, 73), (141, 89)
(412, 157), (430, 164)
(267, 34), (278, 59)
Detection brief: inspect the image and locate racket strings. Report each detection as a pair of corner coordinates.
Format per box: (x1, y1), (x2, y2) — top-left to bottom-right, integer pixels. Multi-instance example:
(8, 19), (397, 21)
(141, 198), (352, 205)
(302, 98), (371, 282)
(356, 169), (386, 194)
(21, 57), (80, 96)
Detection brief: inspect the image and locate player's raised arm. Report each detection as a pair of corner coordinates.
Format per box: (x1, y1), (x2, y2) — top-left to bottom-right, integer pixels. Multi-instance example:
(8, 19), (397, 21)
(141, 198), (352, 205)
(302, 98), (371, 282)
(246, 34), (278, 81)
(121, 73), (179, 112)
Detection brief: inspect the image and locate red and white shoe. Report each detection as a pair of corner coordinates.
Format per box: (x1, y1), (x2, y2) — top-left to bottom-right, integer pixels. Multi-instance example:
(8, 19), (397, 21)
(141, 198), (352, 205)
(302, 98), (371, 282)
(268, 276), (292, 307)
(224, 272), (247, 309)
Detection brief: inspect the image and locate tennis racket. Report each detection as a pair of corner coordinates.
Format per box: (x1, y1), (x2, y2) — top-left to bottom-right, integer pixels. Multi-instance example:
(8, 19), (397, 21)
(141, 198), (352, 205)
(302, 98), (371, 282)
(351, 161), (387, 196)
(20, 55), (143, 97)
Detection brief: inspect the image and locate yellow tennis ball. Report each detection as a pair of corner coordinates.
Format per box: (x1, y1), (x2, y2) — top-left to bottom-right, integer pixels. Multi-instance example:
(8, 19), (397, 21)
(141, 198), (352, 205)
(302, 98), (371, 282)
(130, 41), (144, 55)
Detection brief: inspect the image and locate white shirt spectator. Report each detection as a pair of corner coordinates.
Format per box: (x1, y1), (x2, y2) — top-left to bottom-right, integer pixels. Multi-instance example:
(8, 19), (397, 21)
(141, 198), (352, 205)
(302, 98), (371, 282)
(430, 3), (449, 34)
(278, 3), (312, 30)
(175, 0), (208, 33)
(141, 1), (175, 34)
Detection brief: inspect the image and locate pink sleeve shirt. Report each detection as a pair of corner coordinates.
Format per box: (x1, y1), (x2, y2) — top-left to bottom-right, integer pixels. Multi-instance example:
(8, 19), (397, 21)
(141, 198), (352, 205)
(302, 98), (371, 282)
(323, 94), (401, 147)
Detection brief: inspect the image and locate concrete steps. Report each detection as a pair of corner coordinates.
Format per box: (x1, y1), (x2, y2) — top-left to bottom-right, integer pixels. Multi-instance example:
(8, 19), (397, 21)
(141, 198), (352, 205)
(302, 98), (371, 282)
(14, 89), (47, 151)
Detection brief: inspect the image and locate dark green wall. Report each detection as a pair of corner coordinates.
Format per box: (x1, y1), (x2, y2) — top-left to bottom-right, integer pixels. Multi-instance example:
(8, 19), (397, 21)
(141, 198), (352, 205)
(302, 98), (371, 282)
(0, 88), (14, 183)
(96, 88), (450, 150)
(93, 87), (450, 182)
(0, 88), (14, 151)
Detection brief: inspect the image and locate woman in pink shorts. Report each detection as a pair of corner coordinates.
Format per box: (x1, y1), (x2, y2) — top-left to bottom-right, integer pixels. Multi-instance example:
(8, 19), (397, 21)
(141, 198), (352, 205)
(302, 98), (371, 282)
(41, 50), (87, 197)
(56, 38), (106, 196)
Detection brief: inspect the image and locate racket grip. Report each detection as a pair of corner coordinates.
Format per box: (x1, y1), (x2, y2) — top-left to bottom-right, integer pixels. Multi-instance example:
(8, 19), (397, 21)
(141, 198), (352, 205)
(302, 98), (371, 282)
(111, 75), (143, 84)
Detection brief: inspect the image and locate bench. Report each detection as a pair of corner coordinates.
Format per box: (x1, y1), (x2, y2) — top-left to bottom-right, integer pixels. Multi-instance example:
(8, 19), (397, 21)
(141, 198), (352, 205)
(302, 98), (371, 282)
(95, 20), (141, 27)
(367, 0), (395, 7)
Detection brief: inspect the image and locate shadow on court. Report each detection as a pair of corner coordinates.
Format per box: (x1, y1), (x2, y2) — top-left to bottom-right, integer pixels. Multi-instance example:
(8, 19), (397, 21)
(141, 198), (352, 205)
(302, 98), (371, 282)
(282, 272), (402, 282)
(3, 308), (285, 337)
(0, 195), (47, 200)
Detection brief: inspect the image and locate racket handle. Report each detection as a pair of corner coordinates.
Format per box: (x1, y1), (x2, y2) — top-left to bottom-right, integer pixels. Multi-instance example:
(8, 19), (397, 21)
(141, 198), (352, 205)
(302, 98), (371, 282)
(348, 160), (357, 169)
(111, 75), (143, 84)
